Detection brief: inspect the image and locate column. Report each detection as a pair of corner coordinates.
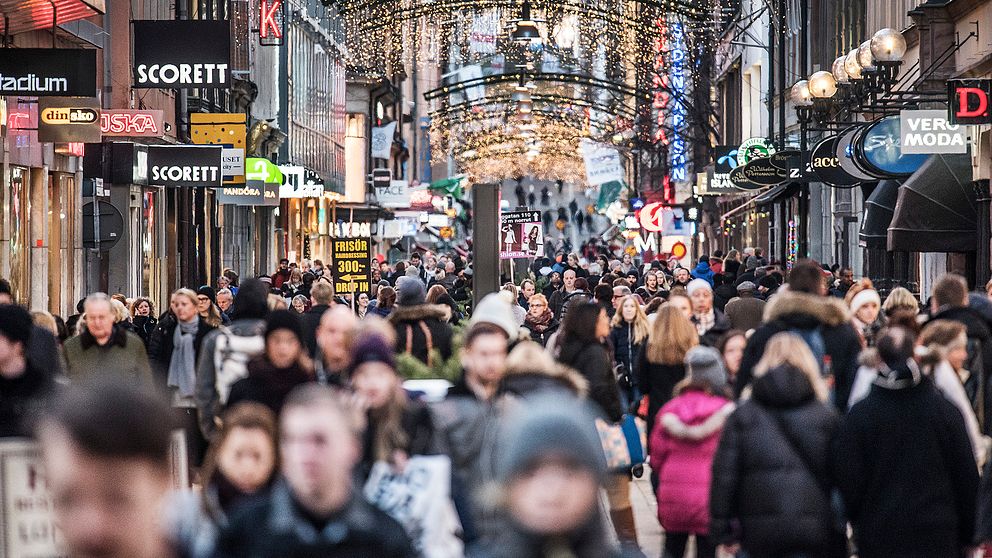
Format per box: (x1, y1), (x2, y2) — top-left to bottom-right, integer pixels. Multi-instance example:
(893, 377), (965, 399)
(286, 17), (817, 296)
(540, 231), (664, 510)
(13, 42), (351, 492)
(29, 166), (49, 311)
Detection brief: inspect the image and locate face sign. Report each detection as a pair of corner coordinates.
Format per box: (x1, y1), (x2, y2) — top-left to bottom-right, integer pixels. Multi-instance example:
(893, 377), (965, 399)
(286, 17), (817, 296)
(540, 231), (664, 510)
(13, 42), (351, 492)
(522, 283), (535, 299)
(40, 427), (171, 558)
(722, 334), (746, 375)
(855, 301), (879, 325)
(280, 406), (359, 513)
(85, 299), (115, 342)
(507, 459), (599, 537)
(841, 269), (854, 286)
(358, 293), (369, 307)
(266, 329), (302, 369)
(135, 300), (150, 316)
(351, 362), (399, 410)
(675, 269), (690, 284)
(646, 273), (658, 289)
(567, 254), (577, 267)
(217, 427), (276, 494)
(528, 298), (547, 318)
(690, 287), (713, 315)
(292, 299), (307, 313)
(563, 270), (576, 290)
(173, 294), (198, 322)
(463, 333), (508, 386)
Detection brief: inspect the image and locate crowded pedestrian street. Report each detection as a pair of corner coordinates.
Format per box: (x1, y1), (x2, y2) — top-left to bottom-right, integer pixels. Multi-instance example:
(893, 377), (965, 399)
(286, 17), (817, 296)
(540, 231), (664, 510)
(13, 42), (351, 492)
(6, 0), (992, 557)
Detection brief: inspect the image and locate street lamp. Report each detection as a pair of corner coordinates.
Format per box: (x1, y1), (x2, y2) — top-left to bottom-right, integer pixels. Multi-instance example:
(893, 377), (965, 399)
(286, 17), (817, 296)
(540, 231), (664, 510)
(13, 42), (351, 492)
(870, 28), (907, 62)
(790, 80), (813, 106)
(844, 49), (864, 80)
(807, 71), (837, 99)
(831, 55), (850, 84)
(510, 1), (542, 44)
(857, 40), (875, 71)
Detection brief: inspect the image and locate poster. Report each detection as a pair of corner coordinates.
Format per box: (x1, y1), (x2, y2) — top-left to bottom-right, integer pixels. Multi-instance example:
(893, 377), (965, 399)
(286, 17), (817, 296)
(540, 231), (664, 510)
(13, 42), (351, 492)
(331, 237), (373, 296)
(500, 210), (543, 259)
(0, 441), (63, 558)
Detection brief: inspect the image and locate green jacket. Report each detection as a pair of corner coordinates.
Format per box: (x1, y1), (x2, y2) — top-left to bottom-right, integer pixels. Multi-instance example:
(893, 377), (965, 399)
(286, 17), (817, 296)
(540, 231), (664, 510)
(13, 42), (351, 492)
(63, 326), (154, 387)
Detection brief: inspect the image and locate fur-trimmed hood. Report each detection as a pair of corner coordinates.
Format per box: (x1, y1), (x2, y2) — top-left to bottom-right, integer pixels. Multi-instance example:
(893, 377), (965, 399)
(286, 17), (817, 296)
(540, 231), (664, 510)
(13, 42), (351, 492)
(387, 303), (450, 324)
(499, 364), (590, 398)
(763, 289), (850, 327)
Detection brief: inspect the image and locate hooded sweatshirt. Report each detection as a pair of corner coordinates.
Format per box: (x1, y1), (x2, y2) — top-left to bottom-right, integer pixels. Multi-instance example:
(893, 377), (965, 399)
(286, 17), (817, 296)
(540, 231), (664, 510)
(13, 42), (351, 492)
(691, 261), (714, 285)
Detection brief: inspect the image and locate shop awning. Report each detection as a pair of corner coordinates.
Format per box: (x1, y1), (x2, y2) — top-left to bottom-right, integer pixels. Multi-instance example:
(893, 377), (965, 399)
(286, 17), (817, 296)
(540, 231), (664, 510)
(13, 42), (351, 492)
(0, 0), (104, 36)
(754, 182), (799, 206)
(887, 154), (977, 253)
(859, 180), (901, 248)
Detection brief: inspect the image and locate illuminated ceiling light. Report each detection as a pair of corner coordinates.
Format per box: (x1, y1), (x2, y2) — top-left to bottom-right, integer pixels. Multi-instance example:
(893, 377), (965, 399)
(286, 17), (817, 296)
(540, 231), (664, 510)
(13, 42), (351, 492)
(552, 14), (578, 51)
(857, 40), (875, 71)
(790, 80), (813, 106)
(844, 49), (863, 80)
(807, 71), (837, 98)
(509, 1), (542, 44)
(870, 28), (907, 62)
(831, 55), (850, 84)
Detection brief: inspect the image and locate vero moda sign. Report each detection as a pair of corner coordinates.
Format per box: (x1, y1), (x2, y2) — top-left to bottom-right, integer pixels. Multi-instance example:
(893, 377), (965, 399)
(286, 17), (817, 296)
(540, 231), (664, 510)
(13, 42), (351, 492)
(147, 146), (223, 186)
(133, 20), (231, 89)
(0, 49), (96, 96)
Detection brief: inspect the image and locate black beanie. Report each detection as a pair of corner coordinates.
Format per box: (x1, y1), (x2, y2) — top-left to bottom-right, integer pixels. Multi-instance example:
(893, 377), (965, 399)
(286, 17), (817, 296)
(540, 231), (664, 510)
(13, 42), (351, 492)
(0, 304), (33, 345)
(197, 286), (217, 305)
(265, 309), (304, 343)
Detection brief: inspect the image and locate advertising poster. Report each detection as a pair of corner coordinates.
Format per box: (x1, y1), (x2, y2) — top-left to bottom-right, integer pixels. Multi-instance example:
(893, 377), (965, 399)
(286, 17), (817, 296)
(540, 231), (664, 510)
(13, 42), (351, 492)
(500, 210), (543, 259)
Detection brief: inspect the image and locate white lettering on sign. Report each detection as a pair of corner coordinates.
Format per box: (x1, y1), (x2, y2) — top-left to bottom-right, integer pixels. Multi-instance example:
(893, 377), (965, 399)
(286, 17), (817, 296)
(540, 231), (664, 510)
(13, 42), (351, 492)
(0, 74), (67, 93)
(135, 63), (229, 86)
(100, 111), (161, 135)
(331, 222), (372, 238)
(899, 109), (968, 155)
(1, 442), (64, 556)
(151, 165), (220, 183)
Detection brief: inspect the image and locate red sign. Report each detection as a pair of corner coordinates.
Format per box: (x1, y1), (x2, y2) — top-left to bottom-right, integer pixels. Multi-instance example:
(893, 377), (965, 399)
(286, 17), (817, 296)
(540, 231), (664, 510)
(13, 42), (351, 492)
(100, 109), (164, 137)
(638, 202), (667, 232)
(259, 0), (284, 46)
(948, 79), (992, 125)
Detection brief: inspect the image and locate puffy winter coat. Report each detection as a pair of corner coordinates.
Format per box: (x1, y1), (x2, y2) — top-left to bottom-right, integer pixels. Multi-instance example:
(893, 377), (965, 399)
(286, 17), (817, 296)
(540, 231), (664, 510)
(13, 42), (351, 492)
(710, 365), (844, 557)
(691, 261), (714, 285)
(388, 304), (454, 365)
(649, 390), (734, 535)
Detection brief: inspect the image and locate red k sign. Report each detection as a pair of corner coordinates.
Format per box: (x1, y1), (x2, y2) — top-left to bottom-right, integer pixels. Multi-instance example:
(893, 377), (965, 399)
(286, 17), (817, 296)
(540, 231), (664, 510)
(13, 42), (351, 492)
(949, 79), (992, 125)
(259, 0), (284, 46)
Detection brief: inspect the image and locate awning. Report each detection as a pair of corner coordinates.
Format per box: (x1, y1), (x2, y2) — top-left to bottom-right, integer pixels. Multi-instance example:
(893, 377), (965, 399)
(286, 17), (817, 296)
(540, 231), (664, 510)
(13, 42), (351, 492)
(887, 153), (977, 252)
(859, 180), (900, 248)
(0, 0), (104, 36)
(754, 182), (800, 206)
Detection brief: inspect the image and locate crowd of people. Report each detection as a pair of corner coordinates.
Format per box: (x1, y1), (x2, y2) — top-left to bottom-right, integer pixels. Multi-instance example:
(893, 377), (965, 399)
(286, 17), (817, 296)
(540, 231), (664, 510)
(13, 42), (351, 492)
(5, 246), (992, 557)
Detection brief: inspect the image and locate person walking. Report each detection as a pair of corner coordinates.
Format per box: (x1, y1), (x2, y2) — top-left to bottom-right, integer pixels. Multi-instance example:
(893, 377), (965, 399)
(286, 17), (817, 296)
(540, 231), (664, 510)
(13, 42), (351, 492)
(637, 305), (699, 440)
(609, 294), (649, 409)
(710, 333), (845, 558)
(64, 293), (154, 386)
(650, 346), (735, 558)
(388, 276), (454, 365)
(522, 293), (558, 347)
(300, 281), (334, 357)
(130, 297), (158, 345)
(723, 281), (765, 333)
(0, 305), (55, 438)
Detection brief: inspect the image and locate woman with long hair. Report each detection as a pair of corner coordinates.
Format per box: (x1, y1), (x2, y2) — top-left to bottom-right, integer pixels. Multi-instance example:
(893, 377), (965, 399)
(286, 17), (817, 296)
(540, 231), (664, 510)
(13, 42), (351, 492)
(882, 286), (919, 317)
(636, 271), (662, 301)
(501, 283), (527, 325)
(710, 333), (844, 558)
(609, 294), (649, 409)
(555, 302), (636, 550)
(637, 305), (699, 439)
(173, 402), (279, 558)
(130, 297), (157, 345)
(196, 287), (224, 327)
(716, 329), (747, 388)
(290, 295), (308, 314)
(349, 333), (434, 480)
(356, 293), (370, 318)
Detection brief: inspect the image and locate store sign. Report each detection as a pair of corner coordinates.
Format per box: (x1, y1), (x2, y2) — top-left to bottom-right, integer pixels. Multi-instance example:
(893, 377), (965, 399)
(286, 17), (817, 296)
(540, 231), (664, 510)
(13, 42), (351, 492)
(0, 441), (64, 556)
(728, 166), (763, 190)
(147, 145), (223, 186)
(834, 126), (877, 181)
(331, 237), (373, 296)
(279, 165), (324, 198)
(500, 210), (543, 259)
(858, 115), (928, 177)
(769, 150), (810, 181)
(215, 180), (278, 206)
(221, 148), (244, 179)
(245, 157), (282, 183)
(38, 97), (101, 143)
(736, 137), (775, 167)
(580, 139), (625, 186)
(376, 179), (412, 208)
(133, 20), (231, 89)
(809, 136), (860, 186)
(740, 158), (788, 186)
(899, 110), (967, 154)
(258, 0), (285, 46)
(0, 48), (96, 96)
(100, 109), (164, 137)
(948, 79), (992, 125)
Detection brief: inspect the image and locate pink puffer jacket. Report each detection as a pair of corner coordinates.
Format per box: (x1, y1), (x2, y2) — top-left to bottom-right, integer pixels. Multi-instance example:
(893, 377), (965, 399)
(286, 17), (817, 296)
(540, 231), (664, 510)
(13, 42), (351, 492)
(649, 390), (735, 535)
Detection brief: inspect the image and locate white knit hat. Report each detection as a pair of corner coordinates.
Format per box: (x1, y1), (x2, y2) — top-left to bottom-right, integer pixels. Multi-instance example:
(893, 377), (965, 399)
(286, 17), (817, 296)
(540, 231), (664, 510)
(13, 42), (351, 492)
(850, 288), (881, 314)
(686, 278), (712, 297)
(469, 293), (520, 339)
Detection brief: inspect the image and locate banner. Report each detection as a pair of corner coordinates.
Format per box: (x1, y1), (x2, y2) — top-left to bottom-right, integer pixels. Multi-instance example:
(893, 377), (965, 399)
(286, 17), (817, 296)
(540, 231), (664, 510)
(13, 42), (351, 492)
(371, 121), (397, 160)
(147, 145), (223, 187)
(331, 237), (373, 296)
(215, 180), (278, 206)
(38, 97), (101, 143)
(0, 48), (96, 96)
(500, 210), (543, 259)
(580, 140), (624, 185)
(133, 20), (231, 89)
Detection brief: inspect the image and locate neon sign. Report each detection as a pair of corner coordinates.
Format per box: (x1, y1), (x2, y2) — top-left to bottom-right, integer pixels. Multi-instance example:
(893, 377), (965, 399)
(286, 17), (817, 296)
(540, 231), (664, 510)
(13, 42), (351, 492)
(101, 110), (163, 137)
(259, 0), (285, 46)
(668, 22), (687, 184)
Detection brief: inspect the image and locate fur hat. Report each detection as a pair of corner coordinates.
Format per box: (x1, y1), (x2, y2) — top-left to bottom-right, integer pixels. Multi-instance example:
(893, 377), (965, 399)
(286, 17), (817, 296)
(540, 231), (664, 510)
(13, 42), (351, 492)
(686, 278), (712, 297)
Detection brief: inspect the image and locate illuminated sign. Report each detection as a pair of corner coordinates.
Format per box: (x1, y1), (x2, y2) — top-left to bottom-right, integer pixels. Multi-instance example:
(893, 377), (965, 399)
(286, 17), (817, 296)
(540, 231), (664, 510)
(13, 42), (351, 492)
(38, 97), (101, 143)
(41, 107), (98, 125)
(133, 21), (231, 89)
(668, 22), (687, 183)
(101, 110), (164, 137)
(258, 0), (285, 46)
(0, 49), (96, 96)
(639, 202), (667, 232)
(948, 79), (992, 125)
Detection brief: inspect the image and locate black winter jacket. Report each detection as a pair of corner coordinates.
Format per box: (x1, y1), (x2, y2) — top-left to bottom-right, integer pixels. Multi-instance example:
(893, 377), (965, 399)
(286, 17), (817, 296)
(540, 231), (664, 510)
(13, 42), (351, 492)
(834, 376), (979, 557)
(608, 322), (643, 383)
(227, 356), (314, 418)
(932, 304), (992, 433)
(0, 360), (54, 438)
(635, 349), (685, 437)
(558, 341), (622, 421)
(146, 313), (216, 392)
(710, 366), (844, 557)
(388, 304), (454, 365)
(300, 303), (331, 357)
(736, 290), (861, 411)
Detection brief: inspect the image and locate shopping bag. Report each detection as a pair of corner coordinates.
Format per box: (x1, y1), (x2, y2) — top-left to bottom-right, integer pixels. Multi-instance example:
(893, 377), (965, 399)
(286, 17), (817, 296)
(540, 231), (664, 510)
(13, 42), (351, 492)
(594, 414), (647, 473)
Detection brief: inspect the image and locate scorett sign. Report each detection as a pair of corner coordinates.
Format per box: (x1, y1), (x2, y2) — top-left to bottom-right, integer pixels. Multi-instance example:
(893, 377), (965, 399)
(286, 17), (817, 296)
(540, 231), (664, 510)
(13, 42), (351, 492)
(133, 20), (231, 89)
(147, 146), (223, 186)
(0, 49), (97, 96)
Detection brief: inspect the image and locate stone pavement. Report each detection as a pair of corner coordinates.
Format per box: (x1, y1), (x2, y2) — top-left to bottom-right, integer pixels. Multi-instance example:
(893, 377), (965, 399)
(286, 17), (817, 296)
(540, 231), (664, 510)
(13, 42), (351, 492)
(631, 471), (663, 557)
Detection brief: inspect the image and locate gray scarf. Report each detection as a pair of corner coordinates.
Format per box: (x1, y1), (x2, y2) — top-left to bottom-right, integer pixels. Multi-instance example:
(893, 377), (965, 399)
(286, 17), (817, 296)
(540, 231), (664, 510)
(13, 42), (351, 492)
(167, 317), (199, 398)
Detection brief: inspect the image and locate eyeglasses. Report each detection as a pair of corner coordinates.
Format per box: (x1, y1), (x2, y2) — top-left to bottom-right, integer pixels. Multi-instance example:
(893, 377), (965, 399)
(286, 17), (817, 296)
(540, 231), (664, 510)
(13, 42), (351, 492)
(197, 296), (210, 302)
(530, 302), (546, 307)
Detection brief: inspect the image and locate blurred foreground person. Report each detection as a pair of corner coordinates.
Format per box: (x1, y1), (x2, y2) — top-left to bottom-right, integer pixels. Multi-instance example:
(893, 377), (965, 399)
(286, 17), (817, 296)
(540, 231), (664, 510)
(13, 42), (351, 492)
(214, 384), (413, 557)
(471, 397), (633, 558)
(172, 403), (279, 557)
(38, 381), (178, 558)
(0, 304), (55, 437)
(710, 333), (845, 558)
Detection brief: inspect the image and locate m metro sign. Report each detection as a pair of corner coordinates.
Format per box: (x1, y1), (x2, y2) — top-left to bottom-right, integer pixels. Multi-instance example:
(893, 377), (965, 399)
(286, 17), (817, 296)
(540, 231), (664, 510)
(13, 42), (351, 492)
(949, 79), (992, 125)
(258, 0), (285, 46)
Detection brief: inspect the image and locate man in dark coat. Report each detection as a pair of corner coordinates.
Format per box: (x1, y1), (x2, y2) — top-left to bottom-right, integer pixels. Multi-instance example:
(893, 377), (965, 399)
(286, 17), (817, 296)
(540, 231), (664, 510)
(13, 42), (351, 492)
(0, 305), (55, 438)
(301, 280), (334, 357)
(724, 281), (766, 332)
(734, 256), (759, 287)
(215, 384), (414, 557)
(736, 261), (862, 411)
(929, 273), (992, 433)
(388, 276), (453, 365)
(834, 326), (979, 558)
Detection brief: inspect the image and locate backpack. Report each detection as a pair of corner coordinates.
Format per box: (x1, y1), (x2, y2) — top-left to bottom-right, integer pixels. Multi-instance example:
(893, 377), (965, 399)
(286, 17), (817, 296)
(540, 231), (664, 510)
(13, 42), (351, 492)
(788, 324), (827, 374)
(213, 326), (266, 404)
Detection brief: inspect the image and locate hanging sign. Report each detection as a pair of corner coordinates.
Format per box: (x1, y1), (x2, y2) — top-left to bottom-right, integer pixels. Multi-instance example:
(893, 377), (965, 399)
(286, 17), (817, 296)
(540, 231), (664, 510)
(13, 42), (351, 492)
(769, 150), (811, 181)
(279, 165), (324, 198)
(38, 97), (102, 143)
(376, 179), (412, 208)
(736, 137), (775, 166)
(580, 139), (625, 186)
(834, 126), (878, 181)
(133, 20), (231, 89)
(214, 180), (279, 206)
(331, 237), (373, 296)
(0, 441), (64, 557)
(704, 145), (740, 194)
(739, 158), (788, 186)
(147, 145), (223, 187)
(258, 0), (285, 46)
(221, 148), (245, 179)
(499, 210), (543, 259)
(101, 109), (164, 137)
(857, 115), (929, 177)
(948, 79), (992, 125)
(728, 166), (763, 190)
(371, 122), (397, 159)
(809, 136), (860, 187)
(899, 109), (967, 154)
(0, 48), (96, 96)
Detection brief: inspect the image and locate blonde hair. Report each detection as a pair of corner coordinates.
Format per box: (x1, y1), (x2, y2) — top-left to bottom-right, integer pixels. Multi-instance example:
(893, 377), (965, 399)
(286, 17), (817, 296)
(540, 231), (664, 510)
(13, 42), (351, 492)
(845, 278), (875, 306)
(31, 311), (58, 336)
(267, 294), (288, 311)
(610, 295), (649, 344)
(883, 286), (919, 315)
(110, 299), (130, 323)
(528, 293), (548, 307)
(645, 305), (699, 365)
(918, 320), (967, 366)
(753, 332), (829, 402)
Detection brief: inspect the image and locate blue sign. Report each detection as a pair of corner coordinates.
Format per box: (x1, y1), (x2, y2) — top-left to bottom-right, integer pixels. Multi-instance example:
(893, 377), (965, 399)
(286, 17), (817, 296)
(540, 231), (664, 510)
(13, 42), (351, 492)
(669, 22), (687, 182)
(859, 116), (929, 177)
